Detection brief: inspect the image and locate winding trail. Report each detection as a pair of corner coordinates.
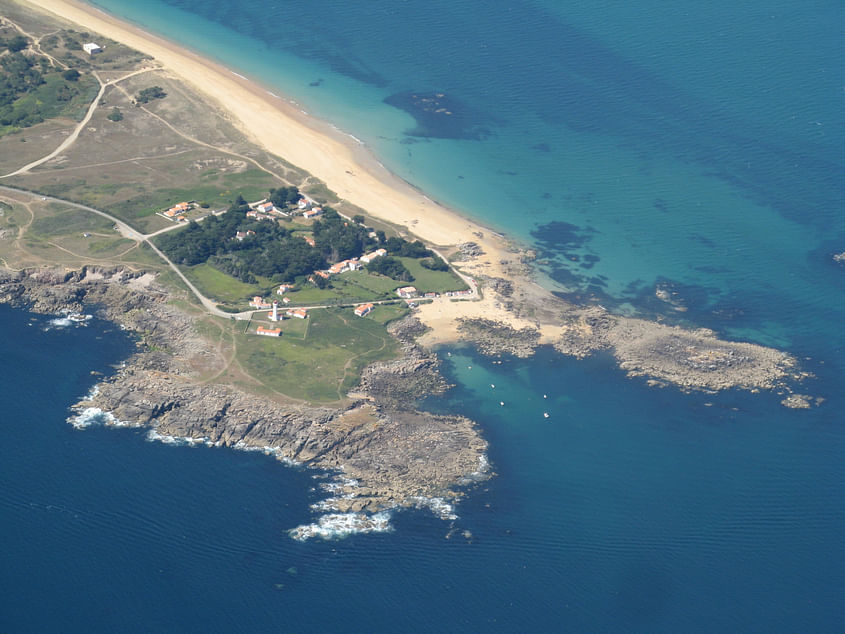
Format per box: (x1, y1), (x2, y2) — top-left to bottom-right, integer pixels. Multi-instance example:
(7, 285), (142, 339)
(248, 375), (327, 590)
(0, 67), (154, 179)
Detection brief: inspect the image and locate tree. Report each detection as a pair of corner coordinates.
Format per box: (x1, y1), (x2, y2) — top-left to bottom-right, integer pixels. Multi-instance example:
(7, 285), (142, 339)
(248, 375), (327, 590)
(135, 86), (167, 104)
(353, 214), (365, 225)
(107, 107), (123, 122)
(421, 256), (449, 271)
(6, 35), (29, 53)
(62, 69), (80, 81)
(269, 186), (301, 208)
(367, 256), (414, 282)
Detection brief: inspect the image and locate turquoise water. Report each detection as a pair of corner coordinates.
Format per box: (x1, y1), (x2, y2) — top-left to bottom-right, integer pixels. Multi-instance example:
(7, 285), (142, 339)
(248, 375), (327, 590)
(3, 0), (845, 629)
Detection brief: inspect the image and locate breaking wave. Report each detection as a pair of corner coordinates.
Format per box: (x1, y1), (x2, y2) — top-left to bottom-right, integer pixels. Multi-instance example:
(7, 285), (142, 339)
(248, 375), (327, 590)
(409, 496), (458, 521)
(146, 429), (221, 448)
(288, 511), (393, 541)
(68, 406), (139, 429)
(47, 313), (92, 330)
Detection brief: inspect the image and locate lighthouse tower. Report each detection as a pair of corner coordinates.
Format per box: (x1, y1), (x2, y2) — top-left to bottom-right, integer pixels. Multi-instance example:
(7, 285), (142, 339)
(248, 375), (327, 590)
(270, 300), (280, 321)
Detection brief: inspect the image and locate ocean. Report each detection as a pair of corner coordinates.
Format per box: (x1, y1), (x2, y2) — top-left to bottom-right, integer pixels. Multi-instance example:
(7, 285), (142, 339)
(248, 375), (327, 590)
(3, 0), (844, 630)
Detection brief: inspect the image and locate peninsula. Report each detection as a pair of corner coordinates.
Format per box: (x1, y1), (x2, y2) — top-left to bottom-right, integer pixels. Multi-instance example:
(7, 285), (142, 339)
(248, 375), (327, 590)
(0, 0), (812, 535)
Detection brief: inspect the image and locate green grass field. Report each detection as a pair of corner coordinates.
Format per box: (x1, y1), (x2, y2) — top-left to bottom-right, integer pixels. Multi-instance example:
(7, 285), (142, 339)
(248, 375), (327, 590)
(236, 307), (399, 402)
(343, 269), (401, 296)
(184, 263), (264, 304)
(399, 257), (467, 293)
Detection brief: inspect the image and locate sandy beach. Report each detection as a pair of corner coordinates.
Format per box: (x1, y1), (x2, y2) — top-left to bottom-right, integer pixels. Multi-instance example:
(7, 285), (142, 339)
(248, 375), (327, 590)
(23, 0), (553, 342)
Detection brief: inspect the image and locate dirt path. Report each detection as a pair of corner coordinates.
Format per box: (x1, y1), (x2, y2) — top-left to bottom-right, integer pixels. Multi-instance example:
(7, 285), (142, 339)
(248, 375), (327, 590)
(0, 67), (154, 179)
(2, 18), (66, 69)
(113, 82), (292, 185)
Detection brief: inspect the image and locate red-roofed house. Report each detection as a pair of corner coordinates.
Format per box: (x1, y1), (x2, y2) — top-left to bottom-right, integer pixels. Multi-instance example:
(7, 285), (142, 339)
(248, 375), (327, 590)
(354, 303), (374, 317)
(256, 326), (282, 337)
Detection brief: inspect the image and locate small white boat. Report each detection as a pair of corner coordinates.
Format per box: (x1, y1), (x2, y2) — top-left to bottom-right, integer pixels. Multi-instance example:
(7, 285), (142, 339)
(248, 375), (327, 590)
(543, 412), (550, 419)
(500, 401), (505, 406)
(543, 394), (547, 399)
(490, 384), (495, 389)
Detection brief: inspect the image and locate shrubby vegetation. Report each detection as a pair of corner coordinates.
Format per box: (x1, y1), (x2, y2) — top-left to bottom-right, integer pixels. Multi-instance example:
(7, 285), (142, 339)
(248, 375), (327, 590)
(0, 51), (84, 128)
(366, 256), (413, 282)
(107, 107), (123, 122)
(382, 236), (432, 258)
(135, 86), (166, 104)
(2, 35), (29, 53)
(421, 256), (449, 271)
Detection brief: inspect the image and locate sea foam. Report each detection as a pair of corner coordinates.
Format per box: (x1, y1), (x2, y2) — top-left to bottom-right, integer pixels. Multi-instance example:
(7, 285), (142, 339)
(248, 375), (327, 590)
(68, 406), (139, 429)
(288, 511), (393, 541)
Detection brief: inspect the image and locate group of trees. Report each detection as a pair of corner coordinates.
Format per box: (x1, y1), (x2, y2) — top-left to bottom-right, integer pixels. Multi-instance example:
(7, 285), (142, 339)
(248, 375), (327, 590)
(268, 186), (301, 208)
(0, 52), (45, 127)
(0, 36), (87, 130)
(135, 86), (166, 104)
(366, 256), (413, 282)
(156, 195), (374, 284)
(1, 35), (29, 53)
(157, 191), (448, 287)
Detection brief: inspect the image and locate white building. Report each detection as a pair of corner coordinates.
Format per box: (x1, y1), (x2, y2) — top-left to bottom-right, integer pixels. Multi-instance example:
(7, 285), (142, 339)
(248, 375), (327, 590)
(83, 43), (103, 55)
(396, 286), (418, 299)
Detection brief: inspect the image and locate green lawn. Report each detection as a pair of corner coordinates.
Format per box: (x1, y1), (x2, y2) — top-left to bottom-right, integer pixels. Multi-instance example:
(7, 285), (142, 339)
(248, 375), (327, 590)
(236, 307), (399, 402)
(110, 169), (278, 223)
(343, 269), (401, 296)
(29, 206), (114, 238)
(367, 303), (409, 325)
(184, 263), (264, 304)
(400, 257), (468, 293)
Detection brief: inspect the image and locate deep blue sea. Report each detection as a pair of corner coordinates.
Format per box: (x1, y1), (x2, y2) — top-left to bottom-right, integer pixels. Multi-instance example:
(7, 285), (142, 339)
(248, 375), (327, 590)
(3, 0), (844, 630)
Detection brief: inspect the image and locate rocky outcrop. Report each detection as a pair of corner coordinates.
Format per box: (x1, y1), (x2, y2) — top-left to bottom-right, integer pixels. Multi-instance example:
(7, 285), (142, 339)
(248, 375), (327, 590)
(0, 267), (489, 515)
(456, 317), (541, 358)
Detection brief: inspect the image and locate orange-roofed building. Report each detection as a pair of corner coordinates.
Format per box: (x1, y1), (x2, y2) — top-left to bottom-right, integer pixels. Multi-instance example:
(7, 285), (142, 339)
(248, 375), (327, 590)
(256, 326), (282, 337)
(354, 303), (374, 317)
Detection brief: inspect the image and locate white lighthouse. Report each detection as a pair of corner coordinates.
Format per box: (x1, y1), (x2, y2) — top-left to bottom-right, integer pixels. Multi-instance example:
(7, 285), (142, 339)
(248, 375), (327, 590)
(270, 300), (280, 322)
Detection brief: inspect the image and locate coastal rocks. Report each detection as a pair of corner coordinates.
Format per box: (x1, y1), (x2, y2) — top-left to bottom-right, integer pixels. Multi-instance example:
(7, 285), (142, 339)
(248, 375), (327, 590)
(780, 393), (824, 409)
(451, 241), (484, 261)
(2, 266), (489, 522)
(554, 306), (797, 392)
(456, 318), (541, 358)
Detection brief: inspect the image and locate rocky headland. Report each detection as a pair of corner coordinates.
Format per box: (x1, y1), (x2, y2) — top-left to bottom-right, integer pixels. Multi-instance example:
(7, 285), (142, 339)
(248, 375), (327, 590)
(0, 267), (489, 519)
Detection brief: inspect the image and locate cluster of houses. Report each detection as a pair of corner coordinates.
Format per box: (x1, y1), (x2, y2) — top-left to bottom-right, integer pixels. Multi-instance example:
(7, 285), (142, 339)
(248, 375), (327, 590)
(250, 299), (308, 336)
(443, 289), (473, 297)
(309, 248), (387, 284)
(245, 200), (288, 222)
(250, 297), (309, 321)
(158, 201), (194, 222)
(245, 196), (327, 223)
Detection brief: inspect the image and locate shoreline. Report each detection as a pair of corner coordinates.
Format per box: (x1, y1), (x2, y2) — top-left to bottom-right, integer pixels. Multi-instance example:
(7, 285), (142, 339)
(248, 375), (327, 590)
(25, 0), (545, 344)
(11, 1), (810, 400)
(26, 0), (507, 247)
